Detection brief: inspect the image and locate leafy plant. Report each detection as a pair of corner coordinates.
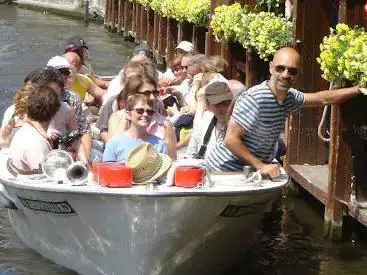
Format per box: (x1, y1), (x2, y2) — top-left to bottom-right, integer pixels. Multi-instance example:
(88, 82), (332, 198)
(210, 3), (293, 60)
(210, 3), (246, 41)
(317, 23), (367, 87)
(256, 0), (285, 15)
(248, 12), (293, 60)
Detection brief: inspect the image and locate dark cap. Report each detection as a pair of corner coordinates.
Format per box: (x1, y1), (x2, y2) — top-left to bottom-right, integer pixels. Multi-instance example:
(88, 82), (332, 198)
(133, 45), (150, 57)
(65, 36), (88, 50)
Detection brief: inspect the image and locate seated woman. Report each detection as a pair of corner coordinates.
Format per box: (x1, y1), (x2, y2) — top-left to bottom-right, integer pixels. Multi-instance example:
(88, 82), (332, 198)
(8, 85), (60, 175)
(0, 84), (35, 148)
(107, 74), (177, 159)
(103, 94), (167, 162)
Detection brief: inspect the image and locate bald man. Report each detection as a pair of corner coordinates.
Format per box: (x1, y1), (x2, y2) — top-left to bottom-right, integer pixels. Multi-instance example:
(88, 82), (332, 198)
(205, 47), (362, 178)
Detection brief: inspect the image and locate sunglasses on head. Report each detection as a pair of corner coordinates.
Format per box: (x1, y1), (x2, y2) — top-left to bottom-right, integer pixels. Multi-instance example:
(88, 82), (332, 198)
(274, 65), (298, 76)
(133, 108), (155, 116)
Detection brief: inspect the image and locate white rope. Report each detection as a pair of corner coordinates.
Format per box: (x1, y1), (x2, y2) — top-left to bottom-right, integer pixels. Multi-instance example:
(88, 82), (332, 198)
(317, 82), (334, 143)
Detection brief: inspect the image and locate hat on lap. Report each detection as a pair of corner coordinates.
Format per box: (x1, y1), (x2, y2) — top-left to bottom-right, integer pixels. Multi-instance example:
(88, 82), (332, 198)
(126, 143), (172, 184)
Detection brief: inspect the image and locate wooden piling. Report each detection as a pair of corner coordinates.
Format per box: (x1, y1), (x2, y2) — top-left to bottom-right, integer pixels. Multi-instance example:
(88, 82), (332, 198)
(166, 18), (178, 64)
(117, 0), (124, 33)
(123, 0), (132, 36)
(147, 8), (155, 48)
(104, 0), (110, 27)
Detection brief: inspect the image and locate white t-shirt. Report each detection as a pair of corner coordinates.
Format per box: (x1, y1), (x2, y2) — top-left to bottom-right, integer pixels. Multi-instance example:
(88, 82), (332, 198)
(103, 70), (124, 105)
(186, 111), (226, 159)
(8, 123), (52, 172)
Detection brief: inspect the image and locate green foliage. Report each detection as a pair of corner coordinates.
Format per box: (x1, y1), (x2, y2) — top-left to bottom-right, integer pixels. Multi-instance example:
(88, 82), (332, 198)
(248, 12), (293, 60)
(135, 0), (151, 7)
(210, 4), (293, 60)
(150, 0), (163, 13)
(210, 3), (245, 41)
(317, 23), (367, 87)
(147, 0), (210, 25)
(256, 0), (285, 15)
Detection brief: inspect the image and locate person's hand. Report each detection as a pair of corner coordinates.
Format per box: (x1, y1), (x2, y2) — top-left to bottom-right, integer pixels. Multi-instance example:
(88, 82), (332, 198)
(48, 130), (61, 142)
(167, 103), (180, 116)
(358, 87), (367, 95)
(259, 163), (281, 179)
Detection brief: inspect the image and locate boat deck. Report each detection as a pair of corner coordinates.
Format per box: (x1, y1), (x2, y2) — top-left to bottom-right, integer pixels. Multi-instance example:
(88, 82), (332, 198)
(288, 164), (367, 227)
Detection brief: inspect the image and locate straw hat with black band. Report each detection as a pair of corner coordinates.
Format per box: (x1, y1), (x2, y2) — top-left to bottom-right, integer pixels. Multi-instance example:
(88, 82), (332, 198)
(126, 143), (172, 184)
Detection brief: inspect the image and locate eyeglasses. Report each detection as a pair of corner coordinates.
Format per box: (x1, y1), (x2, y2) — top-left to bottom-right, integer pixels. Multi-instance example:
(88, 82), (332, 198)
(140, 90), (160, 97)
(132, 108), (155, 116)
(58, 68), (71, 77)
(274, 65), (298, 76)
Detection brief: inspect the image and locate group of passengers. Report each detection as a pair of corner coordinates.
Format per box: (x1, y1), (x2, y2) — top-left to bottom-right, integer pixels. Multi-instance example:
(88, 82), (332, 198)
(1, 35), (363, 182)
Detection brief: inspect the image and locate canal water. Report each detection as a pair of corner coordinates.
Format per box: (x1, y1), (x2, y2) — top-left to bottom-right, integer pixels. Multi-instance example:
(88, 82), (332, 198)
(1, 4), (367, 275)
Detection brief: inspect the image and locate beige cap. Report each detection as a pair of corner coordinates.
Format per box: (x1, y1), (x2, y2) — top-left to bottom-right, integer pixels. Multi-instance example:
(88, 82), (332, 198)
(205, 81), (233, 105)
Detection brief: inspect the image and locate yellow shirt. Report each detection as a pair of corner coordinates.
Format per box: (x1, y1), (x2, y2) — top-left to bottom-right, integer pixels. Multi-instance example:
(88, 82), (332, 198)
(71, 74), (93, 99)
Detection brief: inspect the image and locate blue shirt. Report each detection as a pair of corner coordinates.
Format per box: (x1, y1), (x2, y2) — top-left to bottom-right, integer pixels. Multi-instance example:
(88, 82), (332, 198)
(205, 81), (305, 171)
(103, 133), (168, 162)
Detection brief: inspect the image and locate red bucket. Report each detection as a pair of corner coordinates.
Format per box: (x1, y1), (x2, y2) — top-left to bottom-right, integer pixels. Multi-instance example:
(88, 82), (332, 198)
(175, 166), (205, 188)
(92, 162), (133, 188)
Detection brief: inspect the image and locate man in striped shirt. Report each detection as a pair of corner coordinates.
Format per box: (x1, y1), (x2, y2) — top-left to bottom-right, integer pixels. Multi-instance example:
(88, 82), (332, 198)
(205, 47), (362, 178)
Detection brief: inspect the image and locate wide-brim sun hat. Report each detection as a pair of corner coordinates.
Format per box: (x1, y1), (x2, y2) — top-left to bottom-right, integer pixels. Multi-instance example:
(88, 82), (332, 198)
(126, 143), (172, 184)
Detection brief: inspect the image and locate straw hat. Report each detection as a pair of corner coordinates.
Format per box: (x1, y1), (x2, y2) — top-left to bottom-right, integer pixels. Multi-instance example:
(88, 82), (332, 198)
(126, 143), (172, 184)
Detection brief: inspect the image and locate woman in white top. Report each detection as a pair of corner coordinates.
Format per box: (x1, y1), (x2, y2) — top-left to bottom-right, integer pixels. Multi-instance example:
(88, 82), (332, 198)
(8, 85), (61, 174)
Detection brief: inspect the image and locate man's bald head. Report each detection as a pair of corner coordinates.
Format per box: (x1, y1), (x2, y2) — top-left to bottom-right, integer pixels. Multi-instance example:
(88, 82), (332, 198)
(63, 52), (82, 71)
(269, 47), (301, 94)
(272, 47), (301, 68)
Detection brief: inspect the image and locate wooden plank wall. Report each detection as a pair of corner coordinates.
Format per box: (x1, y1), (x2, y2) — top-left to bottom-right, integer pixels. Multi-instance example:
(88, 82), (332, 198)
(286, 0), (332, 166)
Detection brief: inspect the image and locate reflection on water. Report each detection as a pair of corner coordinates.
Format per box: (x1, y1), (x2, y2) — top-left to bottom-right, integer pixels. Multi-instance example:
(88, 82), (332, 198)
(1, 5), (367, 275)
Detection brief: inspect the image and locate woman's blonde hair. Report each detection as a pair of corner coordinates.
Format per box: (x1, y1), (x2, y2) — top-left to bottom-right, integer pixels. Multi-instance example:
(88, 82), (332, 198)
(14, 83), (38, 118)
(1, 84), (38, 139)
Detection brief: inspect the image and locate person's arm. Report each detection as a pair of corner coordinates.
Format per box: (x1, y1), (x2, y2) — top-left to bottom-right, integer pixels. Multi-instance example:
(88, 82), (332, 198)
(186, 127), (201, 158)
(224, 119), (280, 178)
(176, 132), (191, 150)
(67, 108), (78, 132)
(80, 133), (92, 161)
(164, 120), (177, 159)
(88, 81), (107, 101)
(107, 111), (129, 141)
(304, 86), (361, 107)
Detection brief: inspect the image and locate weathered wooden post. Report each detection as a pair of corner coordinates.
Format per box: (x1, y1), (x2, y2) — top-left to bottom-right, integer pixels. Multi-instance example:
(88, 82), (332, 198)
(166, 18), (178, 64)
(157, 14), (167, 64)
(123, 0), (132, 36)
(147, 8), (155, 48)
(104, 0), (111, 28)
(84, 0), (89, 23)
(117, 0), (124, 33)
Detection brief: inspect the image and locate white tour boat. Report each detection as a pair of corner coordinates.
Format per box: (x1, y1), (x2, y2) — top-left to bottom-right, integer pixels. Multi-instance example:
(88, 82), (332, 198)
(0, 149), (289, 275)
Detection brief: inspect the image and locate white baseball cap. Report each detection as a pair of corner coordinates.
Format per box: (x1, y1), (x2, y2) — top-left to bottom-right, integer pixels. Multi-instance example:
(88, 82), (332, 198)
(46, 56), (72, 70)
(176, 41), (194, 53)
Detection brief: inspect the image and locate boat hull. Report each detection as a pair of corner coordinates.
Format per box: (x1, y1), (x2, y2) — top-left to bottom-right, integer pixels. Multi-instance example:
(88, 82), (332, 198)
(4, 185), (279, 275)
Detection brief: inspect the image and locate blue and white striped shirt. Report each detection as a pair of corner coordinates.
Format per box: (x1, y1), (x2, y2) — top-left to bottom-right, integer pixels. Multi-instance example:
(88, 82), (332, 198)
(205, 81), (305, 171)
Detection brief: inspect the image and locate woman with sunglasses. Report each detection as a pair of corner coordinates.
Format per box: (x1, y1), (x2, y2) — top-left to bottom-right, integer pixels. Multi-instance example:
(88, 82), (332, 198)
(103, 94), (167, 162)
(107, 74), (177, 159)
